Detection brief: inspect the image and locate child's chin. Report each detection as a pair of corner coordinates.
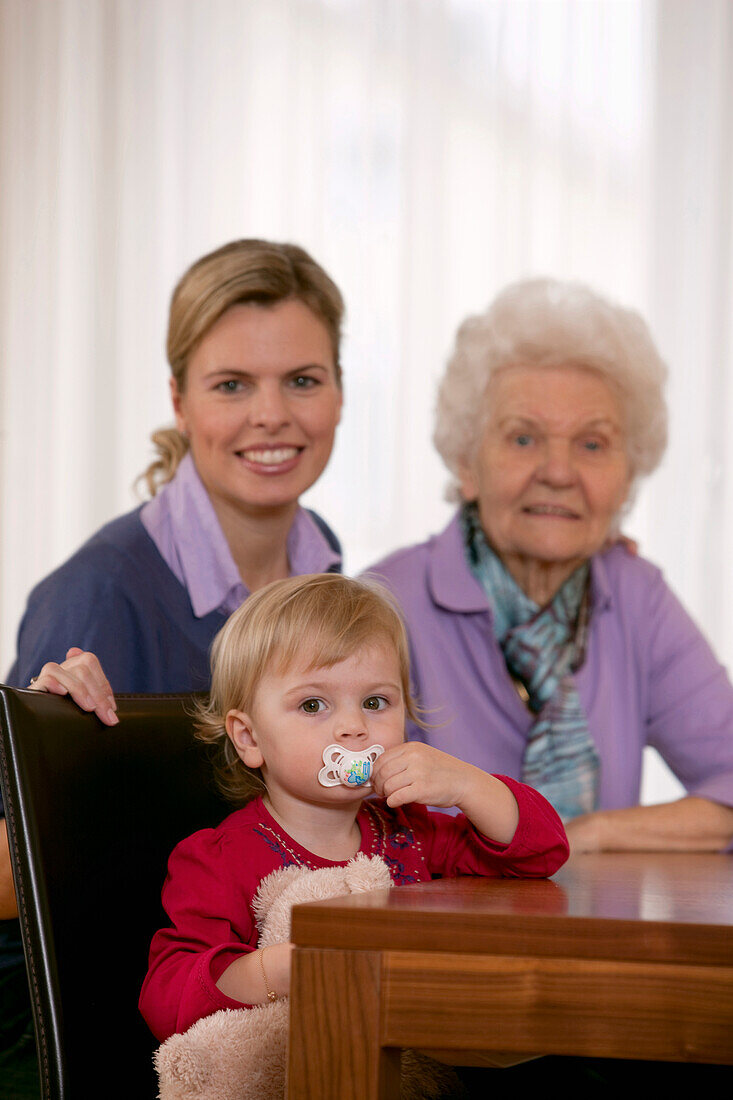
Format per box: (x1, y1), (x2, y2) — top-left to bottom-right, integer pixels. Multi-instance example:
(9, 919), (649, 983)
(325, 783), (370, 801)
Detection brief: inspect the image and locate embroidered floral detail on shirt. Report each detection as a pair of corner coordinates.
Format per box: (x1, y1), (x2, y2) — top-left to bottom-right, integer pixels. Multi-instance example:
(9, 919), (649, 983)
(362, 802), (427, 884)
(382, 855), (419, 885)
(253, 826), (305, 869)
(253, 802), (429, 884)
(387, 827), (414, 850)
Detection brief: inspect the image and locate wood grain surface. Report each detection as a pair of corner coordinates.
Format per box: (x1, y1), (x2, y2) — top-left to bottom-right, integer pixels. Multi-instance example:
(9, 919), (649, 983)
(287, 948), (400, 1100)
(286, 853), (733, 1097)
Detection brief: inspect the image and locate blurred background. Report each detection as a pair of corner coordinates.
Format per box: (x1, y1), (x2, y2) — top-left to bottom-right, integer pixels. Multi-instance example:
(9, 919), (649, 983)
(0, 0), (731, 802)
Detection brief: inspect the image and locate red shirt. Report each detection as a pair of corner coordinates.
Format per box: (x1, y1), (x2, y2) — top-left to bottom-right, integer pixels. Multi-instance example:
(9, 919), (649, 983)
(140, 776), (567, 1040)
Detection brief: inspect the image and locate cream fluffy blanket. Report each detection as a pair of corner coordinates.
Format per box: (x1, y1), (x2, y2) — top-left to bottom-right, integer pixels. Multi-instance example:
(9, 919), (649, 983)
(154, 854), (464, 1100)
(155, 855), (374, 1099)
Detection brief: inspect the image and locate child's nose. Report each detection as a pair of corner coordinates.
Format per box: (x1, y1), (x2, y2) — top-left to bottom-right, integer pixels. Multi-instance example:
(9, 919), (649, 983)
(335, 713), (368, 741)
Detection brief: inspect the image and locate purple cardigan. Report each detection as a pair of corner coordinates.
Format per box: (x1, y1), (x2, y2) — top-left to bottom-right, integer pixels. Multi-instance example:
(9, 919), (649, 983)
(366, 513), (733, 812)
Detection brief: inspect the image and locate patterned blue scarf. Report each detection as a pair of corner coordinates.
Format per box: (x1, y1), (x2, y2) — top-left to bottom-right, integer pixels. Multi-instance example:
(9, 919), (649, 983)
(461, 504), (599, 821)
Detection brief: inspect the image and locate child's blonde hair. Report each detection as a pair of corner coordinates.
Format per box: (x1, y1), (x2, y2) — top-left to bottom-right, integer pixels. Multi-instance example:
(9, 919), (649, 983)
(195, 574), (419, 804)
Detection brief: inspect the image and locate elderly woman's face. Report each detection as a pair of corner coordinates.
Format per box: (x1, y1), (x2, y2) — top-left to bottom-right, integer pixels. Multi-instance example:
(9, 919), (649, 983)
(459, 365), (631, 579)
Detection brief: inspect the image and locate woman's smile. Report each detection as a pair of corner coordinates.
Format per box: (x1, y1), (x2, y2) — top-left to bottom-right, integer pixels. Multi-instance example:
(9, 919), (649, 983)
(235, 444), (304, 474)
(521, 503), (582, 519)
(172, 298), (342, 518)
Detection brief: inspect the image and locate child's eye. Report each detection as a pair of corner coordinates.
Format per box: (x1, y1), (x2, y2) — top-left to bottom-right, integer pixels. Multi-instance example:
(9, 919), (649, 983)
(362, 695), (387, 711)
(300, 698), (325, 714)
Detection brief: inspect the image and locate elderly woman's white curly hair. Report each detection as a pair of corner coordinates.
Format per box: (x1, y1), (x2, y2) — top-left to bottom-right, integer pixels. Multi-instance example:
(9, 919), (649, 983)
(434, 278), (668, 503)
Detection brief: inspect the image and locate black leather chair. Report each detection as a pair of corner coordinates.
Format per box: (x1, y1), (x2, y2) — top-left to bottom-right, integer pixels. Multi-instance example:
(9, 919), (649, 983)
(0, 687), (231, 1100)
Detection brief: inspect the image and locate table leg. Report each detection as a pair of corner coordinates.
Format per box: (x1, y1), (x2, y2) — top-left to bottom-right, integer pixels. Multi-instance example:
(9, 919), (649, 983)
(287, 947), (400, 1099)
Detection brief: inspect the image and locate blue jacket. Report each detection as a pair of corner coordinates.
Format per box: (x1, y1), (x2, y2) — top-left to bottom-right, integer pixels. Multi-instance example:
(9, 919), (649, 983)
(7, 505), (341, 694)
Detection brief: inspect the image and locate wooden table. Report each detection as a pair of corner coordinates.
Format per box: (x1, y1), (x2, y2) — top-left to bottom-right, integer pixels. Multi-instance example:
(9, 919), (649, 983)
(287, 853), (733, 1098)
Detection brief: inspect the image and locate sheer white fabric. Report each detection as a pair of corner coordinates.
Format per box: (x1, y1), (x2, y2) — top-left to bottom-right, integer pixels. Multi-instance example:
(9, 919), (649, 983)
(0, 0), (730, 803)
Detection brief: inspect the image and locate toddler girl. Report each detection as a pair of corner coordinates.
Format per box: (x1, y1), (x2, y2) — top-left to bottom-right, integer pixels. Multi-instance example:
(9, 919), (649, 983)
(140, 574), (568, 1040)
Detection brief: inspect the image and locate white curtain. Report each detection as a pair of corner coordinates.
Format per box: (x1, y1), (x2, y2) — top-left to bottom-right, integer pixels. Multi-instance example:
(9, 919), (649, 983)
(1, 0), (731, 802)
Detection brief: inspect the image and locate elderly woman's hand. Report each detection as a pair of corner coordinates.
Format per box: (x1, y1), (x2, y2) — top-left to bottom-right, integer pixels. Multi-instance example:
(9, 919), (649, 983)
(563, 812), (603, 853)
(564, 799), (733, 853)
(30, 647), (118, 726)
(602, 533), (639, 556)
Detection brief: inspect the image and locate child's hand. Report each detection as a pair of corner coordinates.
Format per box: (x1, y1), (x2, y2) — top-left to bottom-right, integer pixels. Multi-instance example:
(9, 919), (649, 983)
(372, 742), (520, 846)
(372, 742), (478, 810)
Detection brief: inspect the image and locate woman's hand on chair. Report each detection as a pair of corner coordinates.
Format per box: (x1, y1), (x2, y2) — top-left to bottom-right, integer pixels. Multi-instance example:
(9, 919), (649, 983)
(30, 647), (118, 726)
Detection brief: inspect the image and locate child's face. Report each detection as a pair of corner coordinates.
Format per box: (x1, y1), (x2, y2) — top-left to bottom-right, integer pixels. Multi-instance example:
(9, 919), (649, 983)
(225, 643), (406, 808)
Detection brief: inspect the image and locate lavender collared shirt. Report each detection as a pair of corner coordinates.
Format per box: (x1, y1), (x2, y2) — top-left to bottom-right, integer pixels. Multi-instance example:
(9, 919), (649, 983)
(366, 512), (733, 813)
(141, 452), (341, 617)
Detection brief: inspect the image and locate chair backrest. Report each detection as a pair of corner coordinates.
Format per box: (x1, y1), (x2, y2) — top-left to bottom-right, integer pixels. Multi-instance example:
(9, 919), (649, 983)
(0, 687), (232, 1100)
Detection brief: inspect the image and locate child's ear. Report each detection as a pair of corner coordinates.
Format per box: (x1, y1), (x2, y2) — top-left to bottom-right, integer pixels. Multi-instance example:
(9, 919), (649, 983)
(225, 709), (264, 769)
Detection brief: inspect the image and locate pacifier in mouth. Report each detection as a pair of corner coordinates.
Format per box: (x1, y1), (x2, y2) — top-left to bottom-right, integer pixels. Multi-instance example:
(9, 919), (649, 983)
(318, 744), (384, 788)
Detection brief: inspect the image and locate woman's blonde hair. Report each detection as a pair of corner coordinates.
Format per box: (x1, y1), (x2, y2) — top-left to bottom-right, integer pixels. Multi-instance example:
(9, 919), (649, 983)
(434, 277), (668, 504)
(141, 239), (345, 495)
(195, 574), (419, 804)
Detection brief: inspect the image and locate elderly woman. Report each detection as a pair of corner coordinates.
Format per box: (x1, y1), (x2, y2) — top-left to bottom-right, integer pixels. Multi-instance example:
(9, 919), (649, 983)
(369, 278), (733, 852)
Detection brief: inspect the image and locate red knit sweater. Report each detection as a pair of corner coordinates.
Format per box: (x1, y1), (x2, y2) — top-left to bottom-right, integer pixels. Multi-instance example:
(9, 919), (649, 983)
(140, 775), (567, 1040)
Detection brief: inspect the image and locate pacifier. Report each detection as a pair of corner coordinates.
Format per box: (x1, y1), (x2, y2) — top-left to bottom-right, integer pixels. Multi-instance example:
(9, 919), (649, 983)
(318, 744), (384, 788)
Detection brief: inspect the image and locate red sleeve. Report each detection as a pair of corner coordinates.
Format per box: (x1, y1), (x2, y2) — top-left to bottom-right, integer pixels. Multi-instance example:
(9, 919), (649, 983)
(414, 775), (569, 878)
(138, 828), (258, 1041)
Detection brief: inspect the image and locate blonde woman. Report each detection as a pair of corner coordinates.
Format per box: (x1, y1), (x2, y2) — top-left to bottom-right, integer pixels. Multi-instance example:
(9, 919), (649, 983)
(0, 242), (345, 1061)
(9, 239), (344, 704)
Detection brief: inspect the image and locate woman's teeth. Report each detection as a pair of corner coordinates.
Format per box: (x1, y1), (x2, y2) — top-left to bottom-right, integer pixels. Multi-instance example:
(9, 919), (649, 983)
(240, 447), (299, 465)
(525, 505), (577, 517)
